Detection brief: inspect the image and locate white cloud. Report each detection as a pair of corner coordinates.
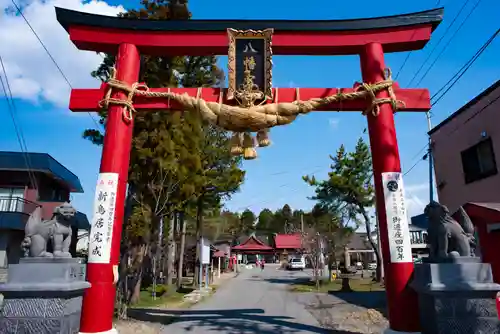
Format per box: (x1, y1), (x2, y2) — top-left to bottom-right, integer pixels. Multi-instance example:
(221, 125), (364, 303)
(361, 182), (430, 232)
(405, 182), (430, 218)
(0, 0), (125, 107)
(328, 118), (340, 129)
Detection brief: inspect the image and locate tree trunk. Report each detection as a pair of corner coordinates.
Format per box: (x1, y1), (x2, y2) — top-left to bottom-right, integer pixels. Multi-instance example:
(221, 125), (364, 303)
(129, 243), (148, 304)
(341, 277), (353, 292)
(361, 208), (382, 282)
(328, 252), (334, 282)
(193, 196), (204, 288)
(177, 211), (187, 290)
(115, 244), (131, 319)
(340, 246), (352, 292)
(166, 213), (176, 291)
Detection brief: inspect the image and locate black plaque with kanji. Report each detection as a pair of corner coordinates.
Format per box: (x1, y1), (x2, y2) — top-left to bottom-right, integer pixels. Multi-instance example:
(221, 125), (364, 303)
(227, 28), (273, 100)
(235, 38), (266, 91)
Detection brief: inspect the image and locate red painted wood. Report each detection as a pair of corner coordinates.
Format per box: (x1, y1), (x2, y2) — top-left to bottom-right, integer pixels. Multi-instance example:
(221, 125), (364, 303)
(68, 25), (433, 55)
(496, 292), (500, 320)
(69, 86), (431, 112)
(361, 42), (420, 332)
(463, 203), (500, 284)
(79, 44), (140, 334)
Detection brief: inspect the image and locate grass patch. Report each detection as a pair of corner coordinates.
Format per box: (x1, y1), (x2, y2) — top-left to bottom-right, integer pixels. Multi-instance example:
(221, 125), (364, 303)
(290, 278), (385, 293)
(133, 284), (194, 309)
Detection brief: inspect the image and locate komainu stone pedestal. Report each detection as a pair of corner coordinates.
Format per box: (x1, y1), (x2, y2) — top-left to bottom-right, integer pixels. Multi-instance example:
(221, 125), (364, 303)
(411, 260), (500, 334)
(0, 258), (90, 334)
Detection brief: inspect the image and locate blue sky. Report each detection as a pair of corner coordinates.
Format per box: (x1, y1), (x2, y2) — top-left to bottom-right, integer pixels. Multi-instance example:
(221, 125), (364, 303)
(1, 0), (499, 220)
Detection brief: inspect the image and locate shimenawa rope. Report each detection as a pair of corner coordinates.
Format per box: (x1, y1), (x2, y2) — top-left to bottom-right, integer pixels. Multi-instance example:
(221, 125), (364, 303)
(99, 68), (404, 159)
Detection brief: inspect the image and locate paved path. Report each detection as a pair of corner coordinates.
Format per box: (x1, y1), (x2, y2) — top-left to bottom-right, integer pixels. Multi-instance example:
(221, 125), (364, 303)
(155, 265), (329, 334)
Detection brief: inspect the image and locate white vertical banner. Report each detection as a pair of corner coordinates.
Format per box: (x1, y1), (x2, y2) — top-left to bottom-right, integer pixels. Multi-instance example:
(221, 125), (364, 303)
(381, 172), (413, 263)
(201, 238), (211, 265)
(88, 173), (119, 264)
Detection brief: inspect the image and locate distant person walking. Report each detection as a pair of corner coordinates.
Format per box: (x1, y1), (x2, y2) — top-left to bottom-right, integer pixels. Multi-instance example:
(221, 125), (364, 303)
(261, 259), (265, 271)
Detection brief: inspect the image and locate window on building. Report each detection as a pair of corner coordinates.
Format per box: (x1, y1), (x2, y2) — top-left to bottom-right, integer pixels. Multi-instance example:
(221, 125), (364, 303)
(410, 231), (423, 244)
(461, 138), (497, 184)
(38, 186), (68, 202)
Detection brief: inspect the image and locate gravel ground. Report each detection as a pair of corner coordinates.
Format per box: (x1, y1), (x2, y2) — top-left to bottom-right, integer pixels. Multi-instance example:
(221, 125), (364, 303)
(122, 268), (389, 334)
(114, 319), (163, 334)
(297, 291), (389, 333)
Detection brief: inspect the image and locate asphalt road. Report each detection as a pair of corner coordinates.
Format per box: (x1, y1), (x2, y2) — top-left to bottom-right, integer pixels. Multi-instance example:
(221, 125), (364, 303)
(158, 265), (329, 334)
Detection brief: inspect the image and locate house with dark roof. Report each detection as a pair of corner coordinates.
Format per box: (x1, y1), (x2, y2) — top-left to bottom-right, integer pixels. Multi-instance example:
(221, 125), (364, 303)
(429, 79), (500, 214)
(344, 232), (376, 266)
(347, 226), (430, 266)
(0, 152), (89, 265)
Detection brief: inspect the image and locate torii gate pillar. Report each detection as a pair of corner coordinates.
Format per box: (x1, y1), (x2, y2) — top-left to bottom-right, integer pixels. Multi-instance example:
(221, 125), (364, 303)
(79, 43), (140, 334)
(361, 42), (420, 333)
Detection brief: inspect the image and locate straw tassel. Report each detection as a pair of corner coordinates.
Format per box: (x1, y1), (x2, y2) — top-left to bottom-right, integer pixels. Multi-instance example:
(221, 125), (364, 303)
(256, 129), (271, 147)
(242, 132), (257, 160)
(230, 132), (244, 156)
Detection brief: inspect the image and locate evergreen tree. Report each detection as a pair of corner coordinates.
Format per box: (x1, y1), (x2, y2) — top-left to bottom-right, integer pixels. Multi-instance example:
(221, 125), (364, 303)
(240, 209), (256, 234)
(304, 138), (382, 281)
(84, 0), (241, 303)
(256, 209), (274, 231)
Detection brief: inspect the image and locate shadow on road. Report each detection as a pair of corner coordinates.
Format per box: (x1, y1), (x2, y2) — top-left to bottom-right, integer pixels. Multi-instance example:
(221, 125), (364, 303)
(127, 307), (363, 333)
(327, 291), (387, 317)
(250, 277), (311, 285)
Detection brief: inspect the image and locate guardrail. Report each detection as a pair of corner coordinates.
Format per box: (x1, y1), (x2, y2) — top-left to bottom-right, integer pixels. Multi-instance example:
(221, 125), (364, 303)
(0, 197), (40, 215)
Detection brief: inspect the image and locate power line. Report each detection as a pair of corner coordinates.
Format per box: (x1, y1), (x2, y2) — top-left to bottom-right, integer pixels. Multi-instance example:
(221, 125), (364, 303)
(431, 27), (499, 106)
(446, 93), (500, 137)
(414, 0), (484, 88)
(404, 158), (424, 177)
(403, 27), (500, 177)
(0, 55), (39, 190)
(427, 93), (500, 178)
(10, 0), (102, 130)
(407, 0), (472, 87)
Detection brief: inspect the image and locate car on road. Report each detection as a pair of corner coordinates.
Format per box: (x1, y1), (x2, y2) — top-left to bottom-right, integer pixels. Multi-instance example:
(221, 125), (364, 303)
(287, 257), (306, 271)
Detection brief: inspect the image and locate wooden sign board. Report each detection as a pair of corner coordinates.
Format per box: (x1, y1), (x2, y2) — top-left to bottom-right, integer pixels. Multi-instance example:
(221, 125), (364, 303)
(227, 28), (273, 101)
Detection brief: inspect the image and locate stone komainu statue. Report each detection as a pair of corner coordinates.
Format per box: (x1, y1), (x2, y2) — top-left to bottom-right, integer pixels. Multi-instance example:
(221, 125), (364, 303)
(424, 201), (476, 262)
(21, 202), (76, 258)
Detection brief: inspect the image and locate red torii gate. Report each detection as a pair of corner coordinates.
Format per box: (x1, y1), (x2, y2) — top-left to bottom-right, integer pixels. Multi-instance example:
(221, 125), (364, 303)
(56, 7), (443, 334)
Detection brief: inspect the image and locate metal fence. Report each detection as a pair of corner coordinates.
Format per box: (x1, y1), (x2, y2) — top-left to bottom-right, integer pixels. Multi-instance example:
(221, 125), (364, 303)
(0, 196), (39, 215)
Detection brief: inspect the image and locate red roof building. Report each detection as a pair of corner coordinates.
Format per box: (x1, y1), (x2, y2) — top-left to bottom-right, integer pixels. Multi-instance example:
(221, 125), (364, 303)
(231, 235), (274, 254)
(274, 233), (303, 261)
(274, 233), (302, 249)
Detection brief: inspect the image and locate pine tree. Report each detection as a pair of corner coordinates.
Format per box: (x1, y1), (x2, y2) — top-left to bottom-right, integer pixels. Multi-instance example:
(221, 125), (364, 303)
(84, 0), (237, 304)
(304, 137), (382, 282)
(256, 209), (274, 231)
(240, 209), (256, 234)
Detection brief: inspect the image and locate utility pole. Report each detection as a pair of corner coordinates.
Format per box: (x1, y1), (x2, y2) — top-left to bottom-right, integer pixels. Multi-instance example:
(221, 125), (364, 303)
(426, 111), (435, 203)
(300, 212), (304, 233)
